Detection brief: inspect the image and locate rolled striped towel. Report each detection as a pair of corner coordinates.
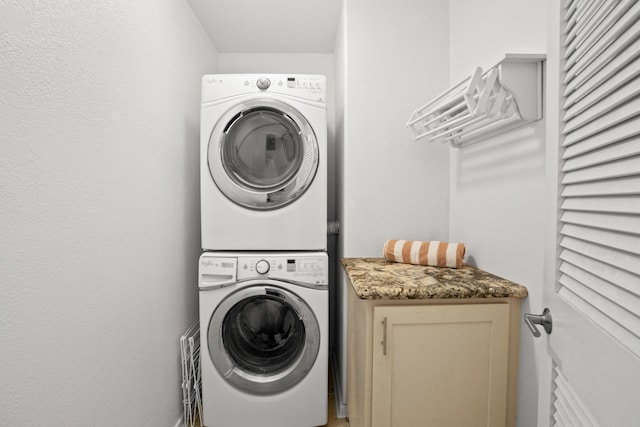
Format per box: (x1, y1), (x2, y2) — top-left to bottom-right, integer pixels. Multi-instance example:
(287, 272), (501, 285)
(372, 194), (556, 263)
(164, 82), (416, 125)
(383, 240), (466, 268)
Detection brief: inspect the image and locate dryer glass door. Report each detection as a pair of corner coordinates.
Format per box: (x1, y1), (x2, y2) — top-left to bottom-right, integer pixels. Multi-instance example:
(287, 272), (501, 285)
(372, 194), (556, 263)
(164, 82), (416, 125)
(208, 99), (319, 210)
(208, 284), (320, 395)
(223, 109), (302, 190)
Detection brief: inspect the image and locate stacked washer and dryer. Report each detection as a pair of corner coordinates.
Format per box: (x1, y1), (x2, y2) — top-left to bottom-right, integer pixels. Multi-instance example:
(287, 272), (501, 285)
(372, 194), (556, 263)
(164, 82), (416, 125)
(198, 74), (329, 427)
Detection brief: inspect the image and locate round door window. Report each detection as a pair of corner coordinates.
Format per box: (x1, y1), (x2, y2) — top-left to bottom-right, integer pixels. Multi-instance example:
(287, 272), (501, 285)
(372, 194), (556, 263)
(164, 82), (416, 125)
(208, 99), (319, 210)
(208, 284), (320, 395)
(221, 108), (303, 191)
(223, 294), (305, 376)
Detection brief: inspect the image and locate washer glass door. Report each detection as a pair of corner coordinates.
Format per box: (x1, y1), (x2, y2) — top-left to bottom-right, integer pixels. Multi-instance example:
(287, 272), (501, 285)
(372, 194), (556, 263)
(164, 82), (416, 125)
(208, 99), (319, 210)
(208, 284), (320, 395)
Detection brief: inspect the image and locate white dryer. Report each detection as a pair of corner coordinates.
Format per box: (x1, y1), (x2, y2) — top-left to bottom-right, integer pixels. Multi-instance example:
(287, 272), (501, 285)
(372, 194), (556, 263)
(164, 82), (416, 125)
(198, 252), (328, 427)
(200, 74), (327, 251)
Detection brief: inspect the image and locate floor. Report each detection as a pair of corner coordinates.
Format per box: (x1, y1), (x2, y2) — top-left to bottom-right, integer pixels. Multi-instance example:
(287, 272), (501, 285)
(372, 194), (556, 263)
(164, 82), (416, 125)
(324, 366), (349, 427)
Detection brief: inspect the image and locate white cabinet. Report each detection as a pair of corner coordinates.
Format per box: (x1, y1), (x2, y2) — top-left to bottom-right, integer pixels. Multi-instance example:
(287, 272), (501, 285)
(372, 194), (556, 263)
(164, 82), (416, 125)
(347, 284), (521, 427)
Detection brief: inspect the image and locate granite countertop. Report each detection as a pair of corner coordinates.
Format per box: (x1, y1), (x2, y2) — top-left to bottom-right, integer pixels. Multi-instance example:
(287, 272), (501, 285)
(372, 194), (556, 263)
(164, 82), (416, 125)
(342, 258), (528, 300)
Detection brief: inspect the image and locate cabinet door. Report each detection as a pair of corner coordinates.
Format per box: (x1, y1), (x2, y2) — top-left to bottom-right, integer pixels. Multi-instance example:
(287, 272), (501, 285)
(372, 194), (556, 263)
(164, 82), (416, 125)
(372, 304), (510, 427)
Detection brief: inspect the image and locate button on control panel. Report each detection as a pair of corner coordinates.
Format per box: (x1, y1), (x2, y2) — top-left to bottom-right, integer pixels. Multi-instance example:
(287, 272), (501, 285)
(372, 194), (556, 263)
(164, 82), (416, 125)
(256, 77), (271, 90)
(284, 75), (324, 94)
(255, 259), (270, 275)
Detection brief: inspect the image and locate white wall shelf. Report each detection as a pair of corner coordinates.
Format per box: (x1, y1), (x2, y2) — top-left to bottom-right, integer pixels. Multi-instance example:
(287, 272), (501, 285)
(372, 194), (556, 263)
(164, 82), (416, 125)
(407, 54), (545, 148)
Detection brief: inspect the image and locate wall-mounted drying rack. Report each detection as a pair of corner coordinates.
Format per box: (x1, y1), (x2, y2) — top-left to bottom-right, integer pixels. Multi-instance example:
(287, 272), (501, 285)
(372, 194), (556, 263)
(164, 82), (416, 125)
(407, 54), (545, 148)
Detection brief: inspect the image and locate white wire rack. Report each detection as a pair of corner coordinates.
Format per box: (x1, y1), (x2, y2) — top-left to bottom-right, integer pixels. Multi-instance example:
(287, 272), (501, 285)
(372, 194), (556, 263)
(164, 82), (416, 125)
(181, 321), (202, 427)
(407, 54), (545, 148)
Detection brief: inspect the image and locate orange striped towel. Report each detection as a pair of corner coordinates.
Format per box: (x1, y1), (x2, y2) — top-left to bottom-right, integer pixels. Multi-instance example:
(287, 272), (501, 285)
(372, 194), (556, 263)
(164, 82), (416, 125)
(383, 240), (466, 268)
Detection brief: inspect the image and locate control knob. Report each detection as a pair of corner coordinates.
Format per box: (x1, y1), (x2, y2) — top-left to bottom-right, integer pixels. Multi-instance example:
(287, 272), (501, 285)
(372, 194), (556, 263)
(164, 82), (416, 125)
(256, 77), (271, 90)
(255, 259), (270, 275)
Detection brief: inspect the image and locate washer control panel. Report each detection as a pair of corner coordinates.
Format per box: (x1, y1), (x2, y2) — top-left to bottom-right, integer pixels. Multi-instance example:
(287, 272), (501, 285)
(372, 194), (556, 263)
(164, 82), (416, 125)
(200, 252), (328, 287)
(238, 254), (327, 285)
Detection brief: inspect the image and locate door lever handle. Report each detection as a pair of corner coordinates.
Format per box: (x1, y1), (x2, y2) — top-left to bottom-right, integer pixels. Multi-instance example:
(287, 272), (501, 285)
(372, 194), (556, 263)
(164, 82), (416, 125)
(524, 308), (553, 337)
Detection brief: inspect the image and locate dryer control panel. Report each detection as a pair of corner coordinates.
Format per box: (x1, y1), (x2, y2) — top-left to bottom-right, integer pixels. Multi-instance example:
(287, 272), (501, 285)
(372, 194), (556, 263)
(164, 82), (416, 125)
(201, 74), (326, 104)
(199, 252), (328, 289)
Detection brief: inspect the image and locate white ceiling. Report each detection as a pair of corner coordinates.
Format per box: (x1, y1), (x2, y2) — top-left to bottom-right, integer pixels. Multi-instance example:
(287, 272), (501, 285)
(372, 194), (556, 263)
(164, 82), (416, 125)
(187, 0), (344, 53)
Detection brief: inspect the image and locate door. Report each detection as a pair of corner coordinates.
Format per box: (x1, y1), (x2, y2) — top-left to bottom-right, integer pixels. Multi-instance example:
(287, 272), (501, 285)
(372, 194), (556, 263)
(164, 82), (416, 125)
(207, 283), (321, 395)
(538, 1), (640, 425)
(372, 304), (510, 427)
(207, 98), (319, 210)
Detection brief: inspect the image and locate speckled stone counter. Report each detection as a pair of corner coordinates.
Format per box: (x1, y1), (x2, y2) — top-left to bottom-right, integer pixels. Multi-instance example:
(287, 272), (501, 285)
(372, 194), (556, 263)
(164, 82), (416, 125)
(342, 257), (528, 300)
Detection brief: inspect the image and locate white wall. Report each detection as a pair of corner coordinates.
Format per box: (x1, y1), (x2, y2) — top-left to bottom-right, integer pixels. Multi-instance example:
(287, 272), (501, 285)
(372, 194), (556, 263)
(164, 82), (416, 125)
(336, 0), (451, 412)
(0, 1), (217, 425)
(448, 1), (547, 426)
(341, 0), (450, 255)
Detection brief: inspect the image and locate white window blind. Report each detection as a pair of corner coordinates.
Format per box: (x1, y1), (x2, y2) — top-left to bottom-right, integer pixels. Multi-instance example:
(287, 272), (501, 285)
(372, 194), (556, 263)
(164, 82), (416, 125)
(559, 0), (640, 357)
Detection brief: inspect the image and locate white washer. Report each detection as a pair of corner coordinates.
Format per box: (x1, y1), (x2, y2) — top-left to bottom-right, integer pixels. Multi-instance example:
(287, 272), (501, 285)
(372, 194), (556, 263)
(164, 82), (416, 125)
(198, 251), (328, 427)
(200, 74), (327, 251)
